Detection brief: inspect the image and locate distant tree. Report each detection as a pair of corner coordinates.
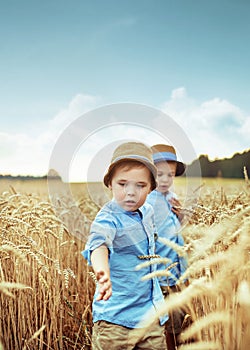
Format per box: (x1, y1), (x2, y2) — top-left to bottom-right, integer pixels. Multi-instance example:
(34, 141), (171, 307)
(187, 149), (250, 178)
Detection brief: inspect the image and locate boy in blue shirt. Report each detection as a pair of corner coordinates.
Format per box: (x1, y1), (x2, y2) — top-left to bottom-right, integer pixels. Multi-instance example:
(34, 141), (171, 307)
(83, 142), (167, 350)
(147, 144), (188, 350)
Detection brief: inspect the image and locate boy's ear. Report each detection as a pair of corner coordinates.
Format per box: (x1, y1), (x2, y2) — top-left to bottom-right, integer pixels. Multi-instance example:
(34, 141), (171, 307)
(108, 184), (112, 190)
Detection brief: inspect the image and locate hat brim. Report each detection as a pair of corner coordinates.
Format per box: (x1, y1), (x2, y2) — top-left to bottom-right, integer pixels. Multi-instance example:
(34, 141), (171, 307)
(176, 162), (186, 176)
(152, 150), (186, 176)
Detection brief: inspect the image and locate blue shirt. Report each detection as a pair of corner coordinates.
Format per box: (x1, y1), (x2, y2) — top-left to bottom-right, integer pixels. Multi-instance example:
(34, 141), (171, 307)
(82, 199), (168, 328)
(147, 190), (188, 286)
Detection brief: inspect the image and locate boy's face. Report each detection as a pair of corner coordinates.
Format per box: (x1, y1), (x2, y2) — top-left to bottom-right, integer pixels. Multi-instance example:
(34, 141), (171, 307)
(109, 165), (152, 211)
(155, 161), (177, 194)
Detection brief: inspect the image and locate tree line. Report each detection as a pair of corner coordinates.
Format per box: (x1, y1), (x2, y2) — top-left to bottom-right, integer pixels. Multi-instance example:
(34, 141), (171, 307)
(187, 149), (250, 178)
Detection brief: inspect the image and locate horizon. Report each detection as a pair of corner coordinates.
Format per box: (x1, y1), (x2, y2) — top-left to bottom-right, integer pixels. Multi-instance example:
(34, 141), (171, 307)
(1, 147), (249, 179)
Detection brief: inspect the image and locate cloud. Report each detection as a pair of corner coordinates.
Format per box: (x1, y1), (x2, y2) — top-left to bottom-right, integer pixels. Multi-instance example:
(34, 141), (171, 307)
(161, 87), (250, 160)
(0, 93), (100, 176)
(0, 131), (48, 175)
(0, 89), (249, 180)
(50, 94), (100, 130)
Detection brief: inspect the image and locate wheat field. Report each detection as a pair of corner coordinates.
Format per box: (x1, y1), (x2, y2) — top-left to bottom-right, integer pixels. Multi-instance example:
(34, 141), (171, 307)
(0, 176), (249, 350)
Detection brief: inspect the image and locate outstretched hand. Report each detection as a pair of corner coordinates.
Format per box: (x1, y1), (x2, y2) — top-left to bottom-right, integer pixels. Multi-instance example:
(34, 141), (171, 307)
(95, 270), (112, 301)
(91, 245), (112, 301)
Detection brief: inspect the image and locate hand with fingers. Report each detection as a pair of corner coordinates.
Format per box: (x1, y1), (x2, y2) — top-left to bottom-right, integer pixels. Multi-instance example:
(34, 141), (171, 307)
(95, 270), (112, 301)
(169, 197), (185, 223)
(91, 245), (112, 301)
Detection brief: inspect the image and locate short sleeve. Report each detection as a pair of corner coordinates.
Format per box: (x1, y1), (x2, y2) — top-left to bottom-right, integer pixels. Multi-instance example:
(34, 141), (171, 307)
(82, 210), (116, 265)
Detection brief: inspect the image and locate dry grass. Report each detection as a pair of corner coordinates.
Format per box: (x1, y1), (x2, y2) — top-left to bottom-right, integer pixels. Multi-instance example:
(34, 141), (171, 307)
(0, 176), (249, 349)
(149, 176), (249, 350)
(0, 182), (95, 349)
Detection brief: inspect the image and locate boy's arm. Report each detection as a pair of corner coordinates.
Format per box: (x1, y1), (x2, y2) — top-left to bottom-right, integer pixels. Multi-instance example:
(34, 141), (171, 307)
(91, 245), (112, 301)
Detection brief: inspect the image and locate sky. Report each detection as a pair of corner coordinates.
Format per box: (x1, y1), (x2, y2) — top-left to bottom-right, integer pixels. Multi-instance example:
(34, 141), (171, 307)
(1, 0), (250, 182)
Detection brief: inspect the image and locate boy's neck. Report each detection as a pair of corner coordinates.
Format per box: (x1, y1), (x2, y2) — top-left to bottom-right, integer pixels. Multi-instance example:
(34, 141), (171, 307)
(156, 189), (169, 196)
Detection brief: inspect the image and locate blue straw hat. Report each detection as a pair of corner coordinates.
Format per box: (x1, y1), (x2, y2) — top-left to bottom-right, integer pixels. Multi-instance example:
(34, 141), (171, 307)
(151, 144), (186, 176)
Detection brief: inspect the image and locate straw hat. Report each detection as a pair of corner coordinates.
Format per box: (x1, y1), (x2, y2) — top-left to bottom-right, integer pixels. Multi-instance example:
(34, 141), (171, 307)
(103, 142), (157, 189)
(151, 144), (186, 176)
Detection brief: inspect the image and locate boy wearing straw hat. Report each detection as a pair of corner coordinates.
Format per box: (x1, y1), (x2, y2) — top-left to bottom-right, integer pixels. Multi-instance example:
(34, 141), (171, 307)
(83, 142), (167, 350)
(147, 144), (189, 350)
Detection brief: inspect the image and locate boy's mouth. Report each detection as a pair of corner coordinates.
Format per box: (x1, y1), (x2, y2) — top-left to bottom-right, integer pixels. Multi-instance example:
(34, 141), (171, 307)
(159, 185), (168, 189)
(124, 200), (137, 206)
(125, 200), (136, 203)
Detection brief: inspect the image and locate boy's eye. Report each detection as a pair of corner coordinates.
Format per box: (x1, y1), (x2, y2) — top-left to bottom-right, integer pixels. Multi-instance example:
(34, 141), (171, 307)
(136, 184), (145, 188)
(118, 183), (125, 186)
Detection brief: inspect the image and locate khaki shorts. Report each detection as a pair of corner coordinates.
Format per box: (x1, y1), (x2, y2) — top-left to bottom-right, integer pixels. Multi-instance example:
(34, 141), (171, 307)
(92, 320), (166, 350)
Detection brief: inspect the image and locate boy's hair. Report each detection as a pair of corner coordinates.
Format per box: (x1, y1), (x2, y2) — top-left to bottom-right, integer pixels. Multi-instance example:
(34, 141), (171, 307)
(104, 160), (156, 191)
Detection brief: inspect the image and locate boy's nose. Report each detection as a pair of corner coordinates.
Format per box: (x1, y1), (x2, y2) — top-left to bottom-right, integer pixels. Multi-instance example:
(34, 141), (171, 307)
(161, 175), (168, 182)
(124, 183), (136, 195)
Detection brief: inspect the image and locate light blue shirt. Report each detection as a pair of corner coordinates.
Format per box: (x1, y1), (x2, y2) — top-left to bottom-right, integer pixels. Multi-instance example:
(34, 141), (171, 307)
(82, 199), (168, 328)
(147, 190), (188, 286)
